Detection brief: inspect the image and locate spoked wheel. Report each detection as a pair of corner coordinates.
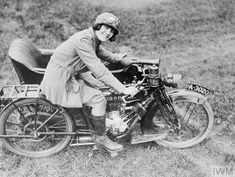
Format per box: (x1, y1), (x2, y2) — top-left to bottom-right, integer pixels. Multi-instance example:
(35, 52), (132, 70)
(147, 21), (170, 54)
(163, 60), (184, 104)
(156, 91), (214, 148)
(0, 98), (74, 157)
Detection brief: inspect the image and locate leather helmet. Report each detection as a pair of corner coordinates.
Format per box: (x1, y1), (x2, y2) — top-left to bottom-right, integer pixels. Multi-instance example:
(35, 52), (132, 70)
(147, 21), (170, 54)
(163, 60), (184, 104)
(94, 12), (120, 35)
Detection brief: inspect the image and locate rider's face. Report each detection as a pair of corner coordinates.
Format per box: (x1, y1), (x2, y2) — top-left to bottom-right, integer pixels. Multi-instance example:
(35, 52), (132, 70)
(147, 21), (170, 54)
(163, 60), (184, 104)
(95, 25), (115, 42)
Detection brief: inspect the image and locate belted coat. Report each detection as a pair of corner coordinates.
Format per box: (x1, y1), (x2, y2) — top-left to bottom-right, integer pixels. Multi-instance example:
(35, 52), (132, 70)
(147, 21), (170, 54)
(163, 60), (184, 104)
(40, 27), (126, 107)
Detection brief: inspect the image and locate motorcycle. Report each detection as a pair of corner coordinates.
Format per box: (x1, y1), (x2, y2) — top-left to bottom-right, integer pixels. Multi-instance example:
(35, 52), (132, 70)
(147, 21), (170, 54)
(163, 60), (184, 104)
(0, 39), (214, 157)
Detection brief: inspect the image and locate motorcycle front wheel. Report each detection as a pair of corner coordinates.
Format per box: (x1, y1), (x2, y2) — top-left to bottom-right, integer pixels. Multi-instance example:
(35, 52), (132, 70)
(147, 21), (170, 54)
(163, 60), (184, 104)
(0, 98), (74, 157)
(156, 90), (214, 148)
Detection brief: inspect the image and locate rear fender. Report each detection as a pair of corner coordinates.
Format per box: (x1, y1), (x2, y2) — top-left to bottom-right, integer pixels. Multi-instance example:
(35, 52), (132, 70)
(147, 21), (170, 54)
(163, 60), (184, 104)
(168, 89), (207, 105)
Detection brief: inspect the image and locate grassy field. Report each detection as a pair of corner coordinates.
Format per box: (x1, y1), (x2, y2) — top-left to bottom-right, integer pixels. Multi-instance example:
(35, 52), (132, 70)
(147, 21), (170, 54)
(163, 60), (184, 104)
(0, 0), (235, 176)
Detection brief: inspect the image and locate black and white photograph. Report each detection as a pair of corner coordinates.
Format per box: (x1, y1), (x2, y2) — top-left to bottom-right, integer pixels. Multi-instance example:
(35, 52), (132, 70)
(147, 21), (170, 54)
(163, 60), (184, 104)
(0, 0), (234, 176)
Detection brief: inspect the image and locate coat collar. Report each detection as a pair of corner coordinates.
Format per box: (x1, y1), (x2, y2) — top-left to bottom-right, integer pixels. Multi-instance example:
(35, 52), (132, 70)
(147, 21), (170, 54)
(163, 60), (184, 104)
(88, 27), (101, 46)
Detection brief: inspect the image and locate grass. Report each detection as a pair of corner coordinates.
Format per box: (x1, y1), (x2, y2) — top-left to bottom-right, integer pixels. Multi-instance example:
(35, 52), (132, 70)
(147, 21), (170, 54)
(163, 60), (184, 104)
(0, 0), (235, 176)
(0, 145), (205, 177)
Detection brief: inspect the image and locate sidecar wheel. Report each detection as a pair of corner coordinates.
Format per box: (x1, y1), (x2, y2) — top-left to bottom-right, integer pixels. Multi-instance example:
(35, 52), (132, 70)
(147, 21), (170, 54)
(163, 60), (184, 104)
(156, 92), (214, 148)
(0, 98), (74, 157)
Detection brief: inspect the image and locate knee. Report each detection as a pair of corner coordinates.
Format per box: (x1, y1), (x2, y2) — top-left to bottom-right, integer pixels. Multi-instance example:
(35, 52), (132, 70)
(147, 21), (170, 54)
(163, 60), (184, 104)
(90, 96), (107, 116)
(99, 97), (107, 108)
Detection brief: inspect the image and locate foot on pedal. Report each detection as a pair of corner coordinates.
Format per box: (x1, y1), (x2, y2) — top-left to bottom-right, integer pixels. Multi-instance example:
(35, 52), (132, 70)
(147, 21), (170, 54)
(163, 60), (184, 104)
(95, 134), (123, 152)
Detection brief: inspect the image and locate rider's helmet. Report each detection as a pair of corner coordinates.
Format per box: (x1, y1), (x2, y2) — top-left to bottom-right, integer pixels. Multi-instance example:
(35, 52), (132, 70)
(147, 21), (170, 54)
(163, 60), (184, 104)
(94, 12), (121, 37)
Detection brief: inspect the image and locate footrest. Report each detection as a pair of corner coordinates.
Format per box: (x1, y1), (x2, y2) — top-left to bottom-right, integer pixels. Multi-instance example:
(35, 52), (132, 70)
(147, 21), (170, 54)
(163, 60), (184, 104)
(131, 128), (168, 145)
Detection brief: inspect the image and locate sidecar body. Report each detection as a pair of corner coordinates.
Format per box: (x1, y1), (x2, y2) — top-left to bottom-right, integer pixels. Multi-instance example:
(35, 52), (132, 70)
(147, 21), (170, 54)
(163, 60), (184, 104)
(8, 38), (52, 84)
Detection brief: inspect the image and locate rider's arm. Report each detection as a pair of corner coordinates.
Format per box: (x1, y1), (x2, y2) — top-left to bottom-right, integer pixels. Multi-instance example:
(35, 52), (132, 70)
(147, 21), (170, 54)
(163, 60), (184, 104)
(97, 46), (134, 67)
(97, 46), (126, 63)
(73, 36), (126, 93)
(78, 71), (105, 89)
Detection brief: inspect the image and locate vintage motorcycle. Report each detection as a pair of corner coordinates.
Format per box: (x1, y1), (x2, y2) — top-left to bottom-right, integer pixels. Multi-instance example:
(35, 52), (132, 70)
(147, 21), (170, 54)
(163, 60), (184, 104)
(0, 39), (214, 157)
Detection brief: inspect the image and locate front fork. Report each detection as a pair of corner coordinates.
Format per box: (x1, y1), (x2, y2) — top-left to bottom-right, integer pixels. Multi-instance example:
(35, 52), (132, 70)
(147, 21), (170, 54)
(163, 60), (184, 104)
(141, 87), (180, 134)
(113, 88), (181, 140)
(157, 88), (180, 133)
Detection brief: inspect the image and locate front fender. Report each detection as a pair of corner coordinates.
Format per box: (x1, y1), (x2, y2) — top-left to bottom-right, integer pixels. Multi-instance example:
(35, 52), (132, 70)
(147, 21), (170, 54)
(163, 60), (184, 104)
(168, 89), (207, 105)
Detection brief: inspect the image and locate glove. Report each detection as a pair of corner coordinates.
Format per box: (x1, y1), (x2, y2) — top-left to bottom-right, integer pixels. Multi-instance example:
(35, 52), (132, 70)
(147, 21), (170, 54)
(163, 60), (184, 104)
(120, 57), (135, 67)
(117, 53), (135, 67)
(124, 86), (139, 97)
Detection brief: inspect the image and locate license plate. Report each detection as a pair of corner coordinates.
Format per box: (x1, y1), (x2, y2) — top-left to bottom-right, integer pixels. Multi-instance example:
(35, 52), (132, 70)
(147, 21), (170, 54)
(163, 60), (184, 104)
(185, 83), (210, 95)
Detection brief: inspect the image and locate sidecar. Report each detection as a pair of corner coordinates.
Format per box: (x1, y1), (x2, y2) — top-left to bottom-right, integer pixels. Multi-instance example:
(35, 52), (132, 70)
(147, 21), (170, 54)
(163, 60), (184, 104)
(8, 38), (52, 84)
(0, 39), (48, 112)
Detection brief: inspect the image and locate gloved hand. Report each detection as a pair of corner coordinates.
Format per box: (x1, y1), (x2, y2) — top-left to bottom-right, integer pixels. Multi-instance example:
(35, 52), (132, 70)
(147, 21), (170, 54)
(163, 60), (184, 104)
(117, 53), (135, 67)
(120, 57), (135, 67)
(124, 86), (139, 97)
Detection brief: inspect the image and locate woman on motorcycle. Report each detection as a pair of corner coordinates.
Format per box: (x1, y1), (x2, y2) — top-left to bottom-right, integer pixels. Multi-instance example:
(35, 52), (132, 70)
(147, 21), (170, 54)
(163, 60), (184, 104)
(40, 12), (137, 152)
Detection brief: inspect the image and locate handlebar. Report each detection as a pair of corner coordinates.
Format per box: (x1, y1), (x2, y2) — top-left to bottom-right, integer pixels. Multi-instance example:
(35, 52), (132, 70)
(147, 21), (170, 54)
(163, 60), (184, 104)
(131, 58), (160, 66)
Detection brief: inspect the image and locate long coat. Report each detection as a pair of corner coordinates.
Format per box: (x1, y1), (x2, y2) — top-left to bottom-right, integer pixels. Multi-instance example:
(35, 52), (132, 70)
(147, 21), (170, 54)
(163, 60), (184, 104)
(40, 27), (125, 107)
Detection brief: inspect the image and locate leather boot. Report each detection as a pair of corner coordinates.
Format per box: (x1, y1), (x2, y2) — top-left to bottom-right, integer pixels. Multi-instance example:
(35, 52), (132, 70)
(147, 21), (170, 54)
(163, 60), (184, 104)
(90, 115), (123, 152)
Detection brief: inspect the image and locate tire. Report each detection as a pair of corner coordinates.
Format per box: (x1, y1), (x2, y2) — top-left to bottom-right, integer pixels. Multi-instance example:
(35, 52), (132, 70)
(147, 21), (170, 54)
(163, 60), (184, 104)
(156, 90), (214, 148)
(0, 98), (74, 157)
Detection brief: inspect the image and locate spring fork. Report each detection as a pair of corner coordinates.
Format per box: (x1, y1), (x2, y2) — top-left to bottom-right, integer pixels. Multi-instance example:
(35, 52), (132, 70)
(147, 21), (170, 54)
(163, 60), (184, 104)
(157, 87), (180, 134)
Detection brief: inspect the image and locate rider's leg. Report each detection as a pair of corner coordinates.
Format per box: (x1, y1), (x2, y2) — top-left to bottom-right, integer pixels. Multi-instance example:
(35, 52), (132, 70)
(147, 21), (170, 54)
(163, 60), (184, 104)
(80, 82), (123, 152)
(86, 95), (123, 152)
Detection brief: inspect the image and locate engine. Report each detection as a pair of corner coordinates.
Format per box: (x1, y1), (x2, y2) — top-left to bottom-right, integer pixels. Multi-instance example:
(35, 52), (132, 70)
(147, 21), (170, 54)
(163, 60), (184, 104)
(105, 93), (128, 135)
(106, 110), (128, 135)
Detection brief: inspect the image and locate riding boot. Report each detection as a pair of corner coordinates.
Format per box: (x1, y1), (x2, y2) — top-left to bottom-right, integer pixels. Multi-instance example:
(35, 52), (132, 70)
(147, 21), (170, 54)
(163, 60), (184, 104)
(89, 115), (123, 152)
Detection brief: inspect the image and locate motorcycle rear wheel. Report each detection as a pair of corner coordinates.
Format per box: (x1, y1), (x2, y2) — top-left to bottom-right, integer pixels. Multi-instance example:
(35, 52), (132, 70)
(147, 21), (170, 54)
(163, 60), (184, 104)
(0, 98), (74, 157)
(156, 91), (214, 148)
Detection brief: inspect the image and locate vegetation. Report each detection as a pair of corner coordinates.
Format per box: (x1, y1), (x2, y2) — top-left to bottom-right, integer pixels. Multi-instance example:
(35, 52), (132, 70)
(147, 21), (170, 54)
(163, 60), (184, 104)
(0, 0), (234, 176)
